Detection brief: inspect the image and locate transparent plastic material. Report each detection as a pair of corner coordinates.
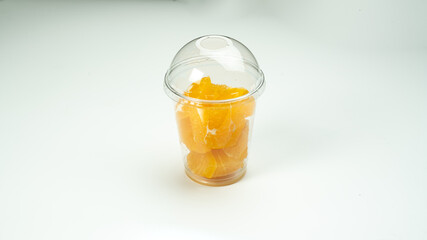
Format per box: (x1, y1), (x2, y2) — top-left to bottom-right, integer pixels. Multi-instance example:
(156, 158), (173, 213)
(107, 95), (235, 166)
(164, 35), (265, 186)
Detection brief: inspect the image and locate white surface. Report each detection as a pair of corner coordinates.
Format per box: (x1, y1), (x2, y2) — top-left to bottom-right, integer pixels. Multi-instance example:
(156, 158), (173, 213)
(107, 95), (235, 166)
(1, 1), (427, 239)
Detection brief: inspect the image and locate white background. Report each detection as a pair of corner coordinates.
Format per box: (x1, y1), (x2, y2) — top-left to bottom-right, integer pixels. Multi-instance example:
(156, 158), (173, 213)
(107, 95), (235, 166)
(1, 0), (426, 239)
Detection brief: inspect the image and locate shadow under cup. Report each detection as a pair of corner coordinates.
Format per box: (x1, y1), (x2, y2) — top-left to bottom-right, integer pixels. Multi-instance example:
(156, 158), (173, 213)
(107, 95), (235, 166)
(164, 35), (265, 186)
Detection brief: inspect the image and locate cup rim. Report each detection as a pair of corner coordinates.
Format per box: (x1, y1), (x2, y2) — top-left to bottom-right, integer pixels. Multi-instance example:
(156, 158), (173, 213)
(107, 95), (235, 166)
(164, 56), (265, 104)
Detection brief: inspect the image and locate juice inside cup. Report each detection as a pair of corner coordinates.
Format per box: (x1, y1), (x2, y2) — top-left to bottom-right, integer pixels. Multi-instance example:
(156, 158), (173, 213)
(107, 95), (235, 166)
(164, 35), (265, 186)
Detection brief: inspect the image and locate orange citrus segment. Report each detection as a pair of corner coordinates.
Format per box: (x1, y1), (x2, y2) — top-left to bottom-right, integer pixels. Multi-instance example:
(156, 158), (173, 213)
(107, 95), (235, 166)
(187, 151), (217, 178)
(223, 123), (249, 158)
(211, 149), (245, 178)
(226, 98), (255, 147)
(176, 103), (210, 153)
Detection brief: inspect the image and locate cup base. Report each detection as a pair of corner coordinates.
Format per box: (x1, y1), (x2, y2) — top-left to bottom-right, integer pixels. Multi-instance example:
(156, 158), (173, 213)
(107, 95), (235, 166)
(185, 167), (246, 186)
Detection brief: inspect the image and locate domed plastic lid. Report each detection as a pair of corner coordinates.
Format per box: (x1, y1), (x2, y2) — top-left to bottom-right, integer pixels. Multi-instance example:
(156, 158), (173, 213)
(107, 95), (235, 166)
(164, 35), (265, 103)
(171, 35), (259, 67)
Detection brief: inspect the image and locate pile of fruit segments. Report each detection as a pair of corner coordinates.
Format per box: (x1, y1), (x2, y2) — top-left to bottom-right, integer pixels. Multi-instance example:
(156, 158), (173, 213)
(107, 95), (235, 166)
(175, 77), (255, 178)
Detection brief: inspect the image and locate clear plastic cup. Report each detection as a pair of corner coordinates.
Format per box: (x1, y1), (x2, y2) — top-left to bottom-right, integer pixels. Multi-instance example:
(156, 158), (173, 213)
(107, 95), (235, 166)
(164, 35), (265, 186)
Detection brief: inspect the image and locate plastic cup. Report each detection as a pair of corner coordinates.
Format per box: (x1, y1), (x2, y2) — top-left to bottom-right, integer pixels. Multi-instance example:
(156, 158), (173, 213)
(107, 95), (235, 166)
(164, 35), (265, 186)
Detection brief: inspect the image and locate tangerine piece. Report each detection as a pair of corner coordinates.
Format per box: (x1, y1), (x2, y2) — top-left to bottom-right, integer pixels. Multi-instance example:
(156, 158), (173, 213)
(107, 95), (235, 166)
(196, 104), (232, 149)
(175, 102), (210, 153)
(211, 124), (249, 177)
(226, 99), (255, 147)
(211, 149), (245, 178)
(224, 87), (249, 99)
(223, 122), (249, 159)
(187, 151), (217, 178)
